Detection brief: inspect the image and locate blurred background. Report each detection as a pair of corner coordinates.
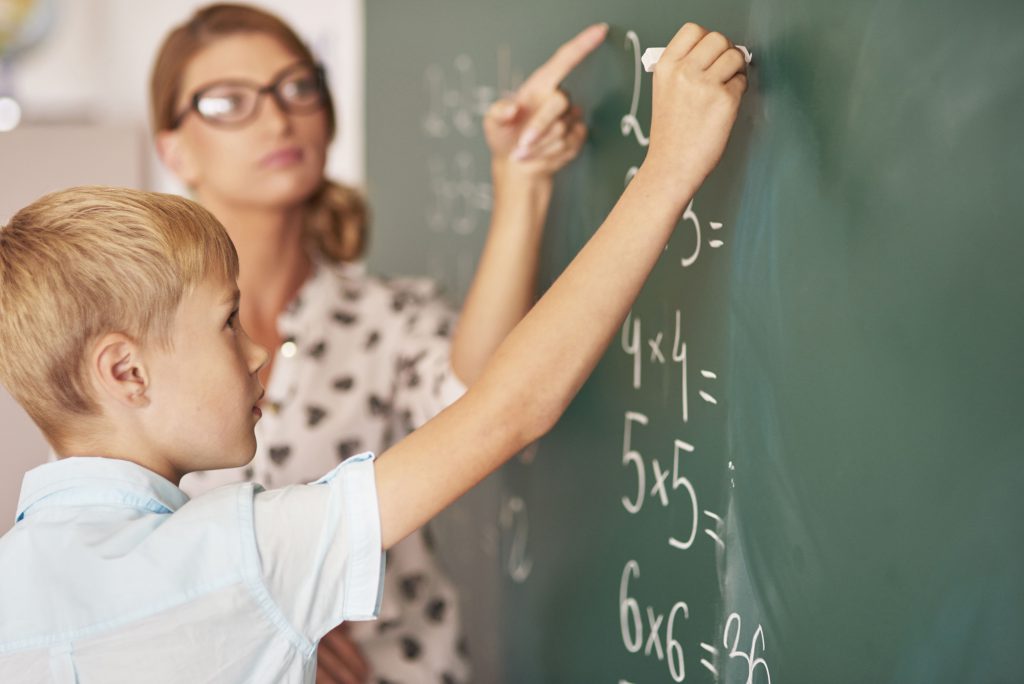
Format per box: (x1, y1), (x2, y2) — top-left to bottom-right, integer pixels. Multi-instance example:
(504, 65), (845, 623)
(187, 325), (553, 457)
(0, 0), (365, 531)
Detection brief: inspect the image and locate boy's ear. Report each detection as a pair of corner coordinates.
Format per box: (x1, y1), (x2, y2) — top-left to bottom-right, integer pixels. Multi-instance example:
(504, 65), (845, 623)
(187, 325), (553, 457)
(92, 334), (151, 409)
(155, 130), (200, 187)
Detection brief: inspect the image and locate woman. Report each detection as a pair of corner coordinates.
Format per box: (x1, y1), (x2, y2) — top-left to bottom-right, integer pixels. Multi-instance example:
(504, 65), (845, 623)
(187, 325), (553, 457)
(150, 4), (604, 683)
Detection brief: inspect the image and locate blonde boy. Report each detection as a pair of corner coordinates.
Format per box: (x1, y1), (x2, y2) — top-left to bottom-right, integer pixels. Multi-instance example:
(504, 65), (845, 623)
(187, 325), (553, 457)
(0, 25), (747, 683)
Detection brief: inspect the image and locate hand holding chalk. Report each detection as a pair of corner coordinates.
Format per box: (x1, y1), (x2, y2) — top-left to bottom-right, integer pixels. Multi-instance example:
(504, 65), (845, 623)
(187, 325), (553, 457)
(638, 23), (748, 192)
(642, 44), (752, 72)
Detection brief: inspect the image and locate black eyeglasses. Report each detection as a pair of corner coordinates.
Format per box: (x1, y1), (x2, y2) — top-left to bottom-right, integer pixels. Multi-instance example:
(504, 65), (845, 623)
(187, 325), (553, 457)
(171, 62), (327, 129)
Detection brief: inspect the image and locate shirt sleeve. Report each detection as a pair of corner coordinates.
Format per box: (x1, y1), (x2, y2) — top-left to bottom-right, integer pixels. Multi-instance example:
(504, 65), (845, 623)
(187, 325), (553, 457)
(390, 282), (467, 434)
(251, 452), (384, 641)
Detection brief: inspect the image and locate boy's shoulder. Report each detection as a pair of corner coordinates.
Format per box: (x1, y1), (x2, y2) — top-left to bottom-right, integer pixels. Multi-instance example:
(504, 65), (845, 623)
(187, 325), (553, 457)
(0, 461), (264, 651)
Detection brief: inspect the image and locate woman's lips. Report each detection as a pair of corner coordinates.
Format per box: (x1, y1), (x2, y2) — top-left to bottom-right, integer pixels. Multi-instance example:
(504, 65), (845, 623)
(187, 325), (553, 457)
(260, 146), (304, 169)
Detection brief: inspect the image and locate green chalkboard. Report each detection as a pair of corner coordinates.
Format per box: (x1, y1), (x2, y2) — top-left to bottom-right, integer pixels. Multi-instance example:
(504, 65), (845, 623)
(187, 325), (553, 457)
(366, 1), (1024, 681)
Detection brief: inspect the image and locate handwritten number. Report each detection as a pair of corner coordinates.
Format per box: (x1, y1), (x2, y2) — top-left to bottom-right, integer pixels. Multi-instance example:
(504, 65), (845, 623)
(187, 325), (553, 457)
(621, 31), (650, 146)
(724, 613), (772, 684)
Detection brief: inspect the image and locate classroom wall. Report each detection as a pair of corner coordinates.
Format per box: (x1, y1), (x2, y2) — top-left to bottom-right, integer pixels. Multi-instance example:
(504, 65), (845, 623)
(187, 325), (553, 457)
(0, 0), (366, 530)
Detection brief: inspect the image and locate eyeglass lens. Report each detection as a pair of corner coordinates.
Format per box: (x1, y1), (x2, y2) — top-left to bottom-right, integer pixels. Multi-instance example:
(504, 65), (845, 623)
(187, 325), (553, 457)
(194, 66), (324, 125)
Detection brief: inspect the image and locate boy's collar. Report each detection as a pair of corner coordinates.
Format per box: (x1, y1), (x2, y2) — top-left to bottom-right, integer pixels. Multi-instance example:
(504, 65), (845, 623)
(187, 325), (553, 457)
(15, 456), (190, 523)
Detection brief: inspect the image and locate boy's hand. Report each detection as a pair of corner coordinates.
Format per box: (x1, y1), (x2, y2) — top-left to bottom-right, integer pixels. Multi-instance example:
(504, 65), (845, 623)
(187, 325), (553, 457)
(316, 623), (369, 684)
(643, 23), (748, 187)
(485, 23), (607, 180)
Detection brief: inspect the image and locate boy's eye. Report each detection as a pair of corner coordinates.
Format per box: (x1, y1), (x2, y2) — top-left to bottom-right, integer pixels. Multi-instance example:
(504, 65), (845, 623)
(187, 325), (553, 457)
(226, 309), (240, 329)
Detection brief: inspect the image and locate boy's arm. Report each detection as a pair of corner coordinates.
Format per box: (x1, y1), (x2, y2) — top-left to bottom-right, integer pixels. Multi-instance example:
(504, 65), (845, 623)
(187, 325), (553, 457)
(376, 24), (749, 550)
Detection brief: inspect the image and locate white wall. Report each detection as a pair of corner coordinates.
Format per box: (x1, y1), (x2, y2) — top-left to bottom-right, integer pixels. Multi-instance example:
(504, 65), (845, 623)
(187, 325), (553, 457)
(0, 0), (364, 529)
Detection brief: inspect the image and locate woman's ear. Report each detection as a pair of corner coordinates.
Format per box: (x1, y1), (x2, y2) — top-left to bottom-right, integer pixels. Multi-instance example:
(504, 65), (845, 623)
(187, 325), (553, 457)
(92, 333), (151, 409)
(155, 130), (200, 187)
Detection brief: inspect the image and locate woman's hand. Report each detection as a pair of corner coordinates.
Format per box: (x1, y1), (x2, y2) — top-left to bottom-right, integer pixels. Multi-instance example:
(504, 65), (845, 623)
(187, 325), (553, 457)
(450, 23), (607, 386)
(642, 23), (748, 188)
(316, 623), (369, 684)
(484, 23), (608, 180)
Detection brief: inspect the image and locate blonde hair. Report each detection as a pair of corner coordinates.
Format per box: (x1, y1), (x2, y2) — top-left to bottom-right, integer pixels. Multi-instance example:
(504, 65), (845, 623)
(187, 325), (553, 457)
(0, 186), (239, 443)
(150, 2), (370, 262)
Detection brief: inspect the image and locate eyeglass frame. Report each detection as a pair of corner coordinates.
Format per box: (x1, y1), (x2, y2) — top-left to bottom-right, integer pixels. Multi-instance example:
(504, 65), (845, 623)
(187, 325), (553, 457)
(169, 61), (328, 130)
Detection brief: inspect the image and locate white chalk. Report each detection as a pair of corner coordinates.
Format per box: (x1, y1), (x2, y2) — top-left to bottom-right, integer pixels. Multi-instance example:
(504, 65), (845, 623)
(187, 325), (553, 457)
(641, 45), (752, 72)
(640, 48), (665, 72)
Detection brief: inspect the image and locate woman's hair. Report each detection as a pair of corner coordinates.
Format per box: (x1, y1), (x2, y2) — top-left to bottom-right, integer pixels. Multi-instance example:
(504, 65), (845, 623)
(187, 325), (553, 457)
(150, 3), (369, 262)
(0, 186), (239, 444)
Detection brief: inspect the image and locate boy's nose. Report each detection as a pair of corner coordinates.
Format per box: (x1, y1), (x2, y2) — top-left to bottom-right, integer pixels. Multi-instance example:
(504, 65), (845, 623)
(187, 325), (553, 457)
(255, 345), (271, 372)
(247, 335), (271, 374)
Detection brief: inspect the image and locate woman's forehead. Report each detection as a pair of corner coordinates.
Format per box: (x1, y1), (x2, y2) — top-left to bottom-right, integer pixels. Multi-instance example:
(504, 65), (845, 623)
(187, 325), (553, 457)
(181, 33), (302, 94)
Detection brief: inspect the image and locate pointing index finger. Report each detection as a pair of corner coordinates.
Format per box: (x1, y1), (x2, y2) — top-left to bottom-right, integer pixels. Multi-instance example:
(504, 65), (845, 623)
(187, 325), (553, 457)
(518, 22), (609, 97)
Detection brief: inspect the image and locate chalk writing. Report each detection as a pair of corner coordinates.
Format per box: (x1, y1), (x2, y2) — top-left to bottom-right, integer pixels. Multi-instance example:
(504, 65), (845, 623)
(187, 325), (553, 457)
(619, 560), (689, 682)
(499, 495), (533, 583)
(621, 309), (720, 422)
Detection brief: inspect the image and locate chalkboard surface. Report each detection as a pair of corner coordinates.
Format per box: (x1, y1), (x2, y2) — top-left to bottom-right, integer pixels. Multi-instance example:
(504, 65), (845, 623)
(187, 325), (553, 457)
(365, 1), (1024, 681)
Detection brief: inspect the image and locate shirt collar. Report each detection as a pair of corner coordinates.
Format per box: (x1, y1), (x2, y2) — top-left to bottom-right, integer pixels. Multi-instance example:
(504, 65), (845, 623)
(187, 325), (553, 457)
(15, 456), (190, 523)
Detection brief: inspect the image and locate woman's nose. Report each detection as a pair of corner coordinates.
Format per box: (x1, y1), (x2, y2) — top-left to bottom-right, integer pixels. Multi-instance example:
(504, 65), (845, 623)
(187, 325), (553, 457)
(255, 91), (292, 134)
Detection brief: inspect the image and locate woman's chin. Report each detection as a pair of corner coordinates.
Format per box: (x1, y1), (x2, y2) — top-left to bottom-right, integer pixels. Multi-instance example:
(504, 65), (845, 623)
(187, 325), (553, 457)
(239, 175), (323, 211)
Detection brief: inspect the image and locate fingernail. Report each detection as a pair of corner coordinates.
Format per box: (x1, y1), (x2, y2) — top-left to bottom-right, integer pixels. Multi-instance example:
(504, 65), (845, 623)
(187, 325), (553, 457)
(500, 102), (519, 119)
(512, 145), (531, 161)
(517, 128), (540, 148)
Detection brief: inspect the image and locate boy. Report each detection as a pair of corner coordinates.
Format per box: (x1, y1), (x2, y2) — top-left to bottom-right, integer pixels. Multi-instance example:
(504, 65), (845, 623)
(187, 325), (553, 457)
(0, 24), (747, 682)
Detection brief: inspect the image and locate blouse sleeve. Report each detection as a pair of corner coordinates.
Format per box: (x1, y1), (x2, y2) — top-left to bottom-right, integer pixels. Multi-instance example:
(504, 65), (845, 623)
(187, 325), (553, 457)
(389, 279), (467, 434)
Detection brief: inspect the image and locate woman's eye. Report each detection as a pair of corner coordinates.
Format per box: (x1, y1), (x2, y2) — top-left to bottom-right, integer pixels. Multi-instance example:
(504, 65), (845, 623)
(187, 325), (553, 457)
(281, 76), (319, 102)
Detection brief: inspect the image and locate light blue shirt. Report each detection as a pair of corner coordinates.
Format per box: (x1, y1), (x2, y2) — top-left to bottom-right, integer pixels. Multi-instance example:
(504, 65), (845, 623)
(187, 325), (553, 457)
(0, 454), (384, 683)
